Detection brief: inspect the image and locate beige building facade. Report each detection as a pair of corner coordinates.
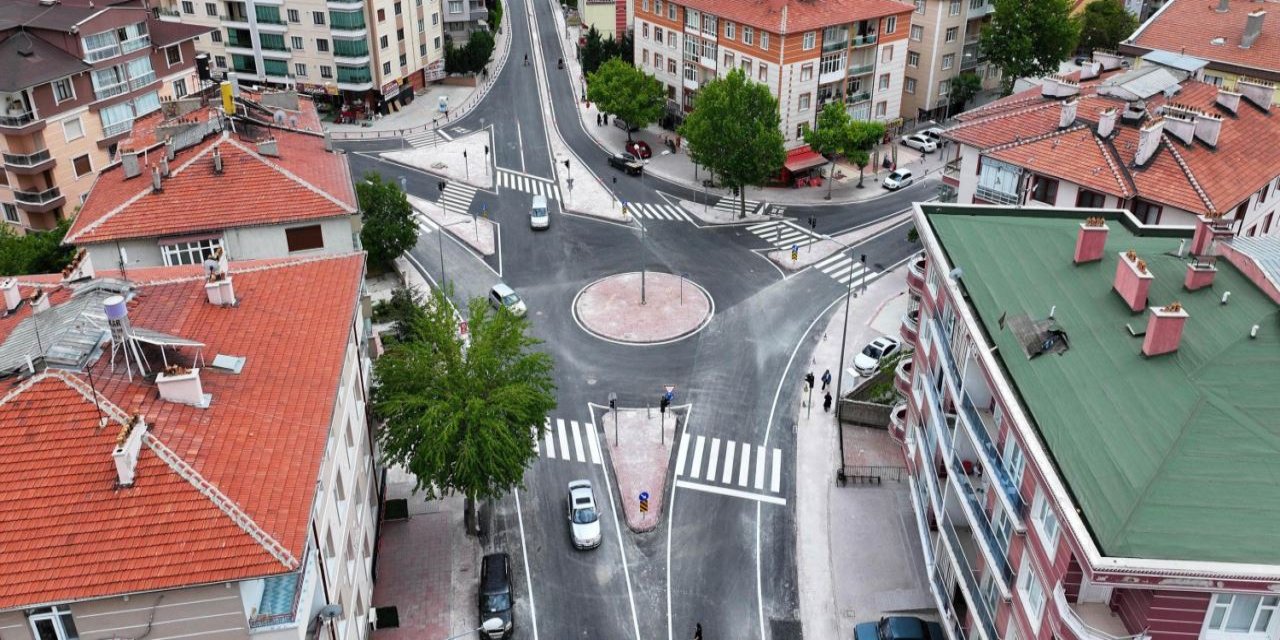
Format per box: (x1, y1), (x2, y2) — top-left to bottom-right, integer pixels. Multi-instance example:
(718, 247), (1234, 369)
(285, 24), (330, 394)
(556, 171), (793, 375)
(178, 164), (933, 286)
(900, 0), (1001, 125)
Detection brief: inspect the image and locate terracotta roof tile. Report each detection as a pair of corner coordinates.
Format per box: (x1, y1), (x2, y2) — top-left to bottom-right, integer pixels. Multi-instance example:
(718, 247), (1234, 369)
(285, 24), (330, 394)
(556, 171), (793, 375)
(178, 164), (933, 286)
(677, 0), (911, 34)
(1127, 0), (1280, 75)
(988, 126), (1132, 198)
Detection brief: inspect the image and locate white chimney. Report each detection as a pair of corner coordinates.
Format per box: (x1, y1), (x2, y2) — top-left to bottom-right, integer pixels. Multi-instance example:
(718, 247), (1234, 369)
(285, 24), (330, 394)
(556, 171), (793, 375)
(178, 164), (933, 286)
(1041, 76), (1061, 98)
(1135, 118), (1165, 166)
(256, 139), (279, 157)
(159, 154), (170, 177)
(1059, 98), (1079, 128)
(1163, 113), (1196, 144)
(1241, 10), (1266, 48)
(29, 290), (50, 314)
(112, 415), (148, 486)
(213, 147), (224, 174)
(1093, 50), (1124, 71)
(1216, 89), (1242, 114)
(1080, 60), (1103, 80)
(165, 136), (176, 161)
(1, 278), (20, 313)
(205, 273), (236, 306)
(1194, 110), (1224, 146)
(1237, 78), (1274, 111)
(156, 366), (211, 408)
(1098, 107), (1118, 137)
(151, 166), (163, 192)
(122, 146), (141, 179)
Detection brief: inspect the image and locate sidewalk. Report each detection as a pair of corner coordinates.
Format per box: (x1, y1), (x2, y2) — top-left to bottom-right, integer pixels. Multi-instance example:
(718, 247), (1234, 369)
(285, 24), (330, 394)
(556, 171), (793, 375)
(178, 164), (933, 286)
(795, 267), (936, 639)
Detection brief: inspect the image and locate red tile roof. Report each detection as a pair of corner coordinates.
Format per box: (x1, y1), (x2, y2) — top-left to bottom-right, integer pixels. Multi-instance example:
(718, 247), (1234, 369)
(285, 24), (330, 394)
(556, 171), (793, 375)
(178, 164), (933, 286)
(987, 125), (1133, 198)
(0, 253), (366, 607)
(678, 0), (911, 34)
(1126, 0), (1280, 75)
(66, 126), (356, 245)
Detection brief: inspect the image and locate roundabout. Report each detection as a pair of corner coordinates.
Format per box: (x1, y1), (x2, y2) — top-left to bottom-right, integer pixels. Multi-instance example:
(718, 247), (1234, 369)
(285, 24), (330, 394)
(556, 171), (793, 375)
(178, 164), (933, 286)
(571, 271), (714, 345)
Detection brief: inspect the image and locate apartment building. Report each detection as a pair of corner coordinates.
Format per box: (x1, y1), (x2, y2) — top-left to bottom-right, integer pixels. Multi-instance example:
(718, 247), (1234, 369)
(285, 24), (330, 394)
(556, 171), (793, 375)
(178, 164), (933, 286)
(633, 0), (913, 148)
(0, 0), (208, 232)
(1120, 0), (1279, 100)
(151, 0), (446, 108)
(0, 250), (377, 639)
(442, 0), (489, 42)
(897, 201), (1280, 640)
(940, 54), (1280, 238)
(900, 0), (1002, 124)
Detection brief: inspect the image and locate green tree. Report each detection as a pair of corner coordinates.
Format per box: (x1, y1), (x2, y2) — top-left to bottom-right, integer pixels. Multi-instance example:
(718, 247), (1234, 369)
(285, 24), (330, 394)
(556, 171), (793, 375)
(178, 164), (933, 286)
(1077, 0), (1137, 54)
(373, 285), (557, 534)
(488, 0), (502, 31)
(0, 220), (77, 276)
(679, 69), (785, 217)
(981, 0), (1080, 94)
(949, 72), (983, 112)
(804, 102), (853, 200)
(587, 58), (664, 141)
(846, 120), (886, 188)
(444, 30), (495, 74)
(357, 173), (417, 269)
(582, 26), (606, 75)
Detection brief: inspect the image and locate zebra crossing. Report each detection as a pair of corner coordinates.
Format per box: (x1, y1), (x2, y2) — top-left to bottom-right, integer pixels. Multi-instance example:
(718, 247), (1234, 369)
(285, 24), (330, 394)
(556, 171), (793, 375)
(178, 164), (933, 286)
(625, 202), (695, 223)
(812, 251), (879, 286)
(497, 169), (561, 200)
(437, 182), (478, 215)
(404, 126), (464, 148)
(712, 196), (762, 218)
(747, 220), (823, 249)
(411, 212), (438, 234)
(533, 417), (603, 465)
(674, 434), (785, 502)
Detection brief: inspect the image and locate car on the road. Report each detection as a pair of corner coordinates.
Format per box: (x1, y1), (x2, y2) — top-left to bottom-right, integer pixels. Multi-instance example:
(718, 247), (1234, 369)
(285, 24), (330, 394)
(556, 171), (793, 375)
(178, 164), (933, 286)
(627, 140), (652, 159)
(530, 194), (549, 230)
(566, 480), (602, 549)
(488, 283), (527, 317)
(882, 169), (914, 190)
(478, 553), (515, 639)
(901, 133), (938, 153)
(919, 127), (946, 144)
(853, 336), (902, 376)
(855, 616), (945, 640)
(608, 152), (645, 176)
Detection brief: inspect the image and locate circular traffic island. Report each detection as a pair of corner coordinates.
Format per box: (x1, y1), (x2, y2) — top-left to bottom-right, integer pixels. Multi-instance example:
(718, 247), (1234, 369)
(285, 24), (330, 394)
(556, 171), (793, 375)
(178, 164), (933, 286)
(572, 272), (713, 345)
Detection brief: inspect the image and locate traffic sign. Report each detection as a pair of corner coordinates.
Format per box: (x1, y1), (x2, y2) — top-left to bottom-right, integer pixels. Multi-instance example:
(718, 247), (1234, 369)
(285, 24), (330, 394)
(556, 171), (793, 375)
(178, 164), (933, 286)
(664, 384), (675, 394)
(639, 491), (649, 501)
(639, 491), (650, 514)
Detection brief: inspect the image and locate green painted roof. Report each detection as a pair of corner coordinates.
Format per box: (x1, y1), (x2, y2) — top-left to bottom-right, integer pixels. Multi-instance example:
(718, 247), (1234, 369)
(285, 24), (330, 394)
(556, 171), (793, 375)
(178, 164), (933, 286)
(924, 206), (1280, 566)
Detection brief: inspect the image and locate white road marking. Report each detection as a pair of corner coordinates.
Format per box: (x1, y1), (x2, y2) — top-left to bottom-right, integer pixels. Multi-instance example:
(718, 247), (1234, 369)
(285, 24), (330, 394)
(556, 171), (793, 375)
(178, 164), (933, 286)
(738, 445), (751, 487)
(570, 419), (586, 462)
(675, 480), (787, 506)
(544, 419), (556, 459)
(675, 433), (691, 476)
(556, 418), (569, 462)
(706, 438), (721, 482)
(533, 421), (543, 456)
(722, 441), (736, 484)
(755, 445), (766, 490)
(771, 448), (782, 493)
(513, 487), (540, 640)
(584, 419), (602, 464)
(690, 435), (706, 479)
(586, 411), (639, 640)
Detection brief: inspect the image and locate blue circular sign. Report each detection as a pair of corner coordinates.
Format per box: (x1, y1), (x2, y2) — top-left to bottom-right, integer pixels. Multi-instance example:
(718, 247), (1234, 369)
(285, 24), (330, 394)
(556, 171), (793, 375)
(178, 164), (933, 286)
(639, 491), (650, 501)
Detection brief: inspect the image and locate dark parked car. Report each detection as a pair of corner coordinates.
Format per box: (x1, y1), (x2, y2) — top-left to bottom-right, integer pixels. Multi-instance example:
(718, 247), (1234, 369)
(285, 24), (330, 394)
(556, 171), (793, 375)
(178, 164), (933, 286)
(627, 140), (652, 159)
(608, 152), (644, 176)
(855, 616), (945, 640)
(479, 553), (514, 638)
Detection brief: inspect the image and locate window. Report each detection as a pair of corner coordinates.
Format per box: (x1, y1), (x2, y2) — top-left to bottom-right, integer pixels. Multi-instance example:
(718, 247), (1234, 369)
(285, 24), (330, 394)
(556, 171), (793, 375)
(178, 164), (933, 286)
(758, 64), (766, 82)
(172, 79), (187, 98)
(395, 1), (403, 14)
(875, 101), (886, 117)
(878, 73), (890, 90)
(761, 33), (768, 50)
(819, 53), (842, 75)
(908, 51), (919, 66)
(313, 11), (326, 24)
(1204, 595), (1280, 639)
(643, 23), (649, 38)
(801, 64), (813, 81)
(803, 31), (815, 49)
(382, 61), (392, 73)
(723, 51), (733, 67)
(377, 7), (386, 20)
(654, 26), (663, 42)
(885, 16), (897, 33)
(28, 606), (79, 640)
(295, 63), (307, 76)
(799, 93), (811, 111)
(1030, 176), (1059, 204)
(905, 77), (916, 94)
(291, 36), (304, 50)
(881, 44), (893, 63)
(380, 35), (389, 48)
(726, 21), (735, 39)
(432, 12), (439, 24)
(397, 28), (405, 40)
(667, 3), (675, 19)
(667, 32), (675, 47)
(743, 26), (754, 45)
(668, 59), (677, 74)
(1002, 434), (1026, 486)
(434, 36), (441, 49)
(942, 53), (954, 70)
(3, 203), (18, 224)
(215, 55), (227, 68)
(950, 0), (962, 13)
(182, 0), (194, 13)
(914, 0), (925, 13)
(288, 8), (300, 22)
(1076, 189), (1106, 208)
(654, 0), (662, 14)
(1031, 489), (1061, 557)
(910, 24), (923, 41)
(945, 26), (959, 43)
(399, 53), (407, 66)
(161, 238), (222, 266)
(644, 50), (650, 65)
(52, 78), (75, 104)
(317, 38), (330, 52)
(1016, 555), (1048, 628)
(207, 30), (221, 43)
(420, 43), (427, 55)
(939, 79), (950, 95)
(654, 53), (663, 69)
(286, 225), (325, 252)
(320, 65), (333, 78)
(643, 0), (649, 10)
(685, 8), (699, 28)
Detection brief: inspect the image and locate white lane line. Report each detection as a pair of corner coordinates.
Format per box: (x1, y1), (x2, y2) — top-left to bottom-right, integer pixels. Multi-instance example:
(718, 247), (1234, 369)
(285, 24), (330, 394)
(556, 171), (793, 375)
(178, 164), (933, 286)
(513, 488), (540, 640)
(746, 220), (775, 231)
(556, 418), (569, 462)
(737, 445), (751, 487)
(533, 422), (542, 456)
(754, 445), (766, 490)
(584, 419), (602, 465)
(690, 435), (706, 480)
(675, 433), (691, 477)
(771, 448), (782, 493)
(588, 410), (639, 640)
(675, 480), (787, 506)
(544, 419), (556, 459)
(706, 438), (721, 482)
(722, 441), (736, 484)
(570, 420), (586, 462)
(813, 253), (848, 270)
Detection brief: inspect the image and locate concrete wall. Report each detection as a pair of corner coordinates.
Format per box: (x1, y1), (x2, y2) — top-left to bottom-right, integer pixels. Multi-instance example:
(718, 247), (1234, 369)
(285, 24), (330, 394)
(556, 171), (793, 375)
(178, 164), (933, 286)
(81, 216), (357, 269)
(0, 582), (249, 640)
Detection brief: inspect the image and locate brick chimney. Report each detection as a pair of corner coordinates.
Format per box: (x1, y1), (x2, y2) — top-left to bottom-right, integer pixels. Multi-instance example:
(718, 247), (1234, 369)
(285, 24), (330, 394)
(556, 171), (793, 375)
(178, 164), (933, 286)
(1097, 107), (1118, 138)
(1134, 118), (1164, 166)
(1185, 258), (1218, 290)
(1241, 10), (1266, 48)
(1114, 250), (1154, 312)
(1216, 89), (1242, 114)
(1, 278), (20, 313)
(60, 249), (94, 282)
(156, 365), (211, 408)
(1074, 217), (1109, 263)
(1237, 78), (1274, 111)
(1142, 302), (1189, 357)
(112, 415), (148, 486)
(1059, 98), (1079, 129)
(205, 271), (236, 306)
(1190, 214), (1234, 256)
(1193, 110), (1223, 147)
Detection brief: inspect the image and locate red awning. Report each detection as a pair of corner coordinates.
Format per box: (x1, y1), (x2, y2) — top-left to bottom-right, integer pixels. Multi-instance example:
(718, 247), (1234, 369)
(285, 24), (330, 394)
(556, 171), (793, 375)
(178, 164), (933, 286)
(784, 149), (827, 172)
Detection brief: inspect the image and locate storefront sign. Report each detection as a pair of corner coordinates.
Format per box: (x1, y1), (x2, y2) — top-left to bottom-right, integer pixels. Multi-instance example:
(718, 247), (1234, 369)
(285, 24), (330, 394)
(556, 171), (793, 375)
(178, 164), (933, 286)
(425, 60), (446, 82)
(381, 80), (400, 99)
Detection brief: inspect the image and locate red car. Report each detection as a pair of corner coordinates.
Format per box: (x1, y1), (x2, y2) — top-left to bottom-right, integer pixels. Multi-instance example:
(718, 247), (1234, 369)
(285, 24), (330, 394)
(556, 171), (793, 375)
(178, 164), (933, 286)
(626, 140), (652, 159)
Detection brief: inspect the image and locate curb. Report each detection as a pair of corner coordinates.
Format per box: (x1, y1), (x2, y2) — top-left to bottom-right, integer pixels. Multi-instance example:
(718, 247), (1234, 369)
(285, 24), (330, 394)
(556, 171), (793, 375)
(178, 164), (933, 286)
(569, 272), (715, 346)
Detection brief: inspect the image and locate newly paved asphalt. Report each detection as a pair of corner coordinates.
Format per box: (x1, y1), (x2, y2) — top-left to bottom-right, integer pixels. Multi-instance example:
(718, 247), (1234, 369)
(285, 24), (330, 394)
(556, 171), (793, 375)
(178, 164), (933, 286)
(340, 0), (933, 636)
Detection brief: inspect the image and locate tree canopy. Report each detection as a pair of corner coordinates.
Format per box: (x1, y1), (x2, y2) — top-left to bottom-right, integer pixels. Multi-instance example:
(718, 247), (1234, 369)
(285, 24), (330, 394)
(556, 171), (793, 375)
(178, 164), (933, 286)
(981, 0), (1080, 94)
(587, 58), (665, 141)
(357, 172), (417, 269)
(949, 72), (984, 112)
(679, 69), (785, 217)
(444, 29), (496, 75)
(373, 284), (557, 507)
(804, 103), (853, 198)
(0, 220), (77, 276)
(581, 26), (631, 75)
(846, 120), (886, 187)
(1077, 0), (1138, 54)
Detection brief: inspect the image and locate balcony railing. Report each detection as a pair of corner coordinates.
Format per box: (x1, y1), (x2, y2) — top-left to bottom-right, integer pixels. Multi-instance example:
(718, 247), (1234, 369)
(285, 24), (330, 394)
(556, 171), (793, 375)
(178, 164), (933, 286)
(846, 91), (871, 104)
(128, 71), (157, 91)
(847, 63), (875, 76)
(103, 119), (134, 137)
(3, 149), (52, 167)
(946, 447), (1013, 586)
(944, 158), (963, 180)
(957, 392), (1025, 519)
(120, 35), (151, 53)
(822, 39), (849, 54)
(85, 45), (121, 62)
(94, 81), (129, 101)
(975, 185), (1019, 205)
(14, 186), (62, 206)
(0, 111), (37, 128)
(1052, 583), (1149, 640)
(852, 33), (878, 47)
(939, 516), (997, 640)
(249, 571), (305, 629)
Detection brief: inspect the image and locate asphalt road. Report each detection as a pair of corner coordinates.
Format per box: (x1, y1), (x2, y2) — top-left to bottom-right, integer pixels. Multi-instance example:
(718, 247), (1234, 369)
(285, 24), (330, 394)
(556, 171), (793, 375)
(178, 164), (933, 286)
(338, 0), (930, 635)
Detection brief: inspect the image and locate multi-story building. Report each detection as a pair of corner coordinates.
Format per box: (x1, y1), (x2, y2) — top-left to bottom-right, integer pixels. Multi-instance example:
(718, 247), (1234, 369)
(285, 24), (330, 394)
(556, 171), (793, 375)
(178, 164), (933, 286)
(940, 54), (1280, 238)
(441, 0), (489, 43)
(899, 0), (1002, 125)
(0, 250), (377, 639)
(896, 201), (1280, 640)
(632, 0), (913, 148)
(150, 0), (446, 107)
(64, 96), (359, 269)
(0, 0), (209, 232)
(1120, 0), (1279, 100)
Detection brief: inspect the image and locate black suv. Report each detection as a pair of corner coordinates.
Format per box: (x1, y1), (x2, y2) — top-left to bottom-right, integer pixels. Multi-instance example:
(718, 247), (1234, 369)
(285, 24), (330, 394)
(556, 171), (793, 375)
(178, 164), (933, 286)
(479, 553), (514, 638)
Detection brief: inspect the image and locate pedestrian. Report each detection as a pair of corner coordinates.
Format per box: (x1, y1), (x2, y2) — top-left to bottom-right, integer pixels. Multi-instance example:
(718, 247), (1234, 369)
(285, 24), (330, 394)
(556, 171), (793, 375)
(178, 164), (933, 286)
(805, 372), (815, 389)
(694, 623), (703, 640)
(597, 113), (602, 126)
(821, 369), (831, 391)
(823, 392), (833, 413)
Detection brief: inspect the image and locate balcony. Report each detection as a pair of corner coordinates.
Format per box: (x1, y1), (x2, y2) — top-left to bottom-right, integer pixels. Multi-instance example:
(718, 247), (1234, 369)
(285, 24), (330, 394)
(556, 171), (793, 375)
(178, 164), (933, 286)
(120, 35), (151, 54)
(890, 402), (909, 443)
(895, 356), (914, 397)
(102, 119), (134, 138)
(85, 44), (121, 63)
(852, 33), (878, 47)
(938, 516), (997, 640)
(943, 158), (962, 186)
(220, 13), (251, 27)
(1052, 583), (1149, 640)
(2, 149), (55, 174)
(901, 309), (920, 346)
(249, 572), (303, 629)
(822, 39), (849, 54)
(957, 391), (1025, 521)
(327, 0), (364, 7)
(974, 185), (1020, 205)
(908, 256), (927, 293)
(943, 444), (1013, 590)
(0, 110), (44, 134)
(845, 91), (871, 104)
(128, 71), (157, 91)
(154, 6), (182, 21)
(94, 80), (129, 101)
(847, 63), (875, 77)
(14, 187), (65, 213)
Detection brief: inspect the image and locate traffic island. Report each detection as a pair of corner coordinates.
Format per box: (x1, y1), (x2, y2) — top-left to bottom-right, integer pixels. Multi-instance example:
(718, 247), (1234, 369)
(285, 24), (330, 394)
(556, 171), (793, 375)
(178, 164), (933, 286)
(572, 272), (713, 345)
(599, 406), (681, 533)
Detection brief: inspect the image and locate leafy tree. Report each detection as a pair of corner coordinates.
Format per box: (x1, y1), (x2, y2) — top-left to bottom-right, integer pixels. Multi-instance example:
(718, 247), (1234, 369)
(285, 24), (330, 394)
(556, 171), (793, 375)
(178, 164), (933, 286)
(949, 72), (983, 112)
(1077, 0), (1137, 54)
(804, 102), (853, 200)
(679, 69), (785, 217)
(846, 120), (886, 188)
(587, 58), (664, 141)
(358, 173), (417, 269)
(0, 219), (77, 276)
(444, 29), (495, 75)
(487, 0), (502, 31)
(981, 0), (1080, 94)
(582, 26), (607, 75)
(373, 284), (557, 534)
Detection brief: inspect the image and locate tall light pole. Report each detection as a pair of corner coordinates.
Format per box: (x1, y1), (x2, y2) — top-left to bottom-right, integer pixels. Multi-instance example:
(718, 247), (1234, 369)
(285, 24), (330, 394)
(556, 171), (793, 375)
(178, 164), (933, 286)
(829, 239), (867, 471)
(639, 221), (648, 305)
(437, 181), (448, 286)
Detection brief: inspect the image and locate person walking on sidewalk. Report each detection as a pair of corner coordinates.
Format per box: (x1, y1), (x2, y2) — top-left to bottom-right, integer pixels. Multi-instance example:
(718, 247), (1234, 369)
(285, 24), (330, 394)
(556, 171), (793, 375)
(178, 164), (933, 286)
(821, 369), (831, 391)
(694, 623), (703, 640)
(823, 392), (833, 413)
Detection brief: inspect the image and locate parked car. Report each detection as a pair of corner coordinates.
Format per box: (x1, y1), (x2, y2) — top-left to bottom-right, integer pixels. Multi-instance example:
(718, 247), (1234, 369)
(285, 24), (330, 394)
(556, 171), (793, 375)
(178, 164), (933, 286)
(478, 553), (515, 639)
(920, 127), (946, 144)
(608, 152), (644, 176)
(855, 616), (945, 640)
(612, 117), (641, 133)
(883, 169), (914, 190)
(627, 140), (652, 159)
(853, 336), (901, 376)
(488, 283), (527, 317)
(566, 480), (602, 549)
(530, 194), (549, 230)
(901, 133), (938, 153)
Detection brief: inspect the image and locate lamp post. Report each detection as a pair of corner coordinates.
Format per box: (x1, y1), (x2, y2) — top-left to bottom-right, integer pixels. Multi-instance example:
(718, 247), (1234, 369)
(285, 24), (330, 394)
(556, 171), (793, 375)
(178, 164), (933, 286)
(825, 230), (867, 472)
(437, 181), (447, 284)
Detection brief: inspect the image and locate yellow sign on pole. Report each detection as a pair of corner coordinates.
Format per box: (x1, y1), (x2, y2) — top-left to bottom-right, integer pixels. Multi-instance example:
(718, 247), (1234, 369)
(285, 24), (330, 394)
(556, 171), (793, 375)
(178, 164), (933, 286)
(220, 81), (234, 116)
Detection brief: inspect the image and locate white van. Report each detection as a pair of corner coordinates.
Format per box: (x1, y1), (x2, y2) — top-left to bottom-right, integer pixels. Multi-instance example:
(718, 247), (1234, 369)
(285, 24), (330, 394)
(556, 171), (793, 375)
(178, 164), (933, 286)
(530, 194), (549, 230)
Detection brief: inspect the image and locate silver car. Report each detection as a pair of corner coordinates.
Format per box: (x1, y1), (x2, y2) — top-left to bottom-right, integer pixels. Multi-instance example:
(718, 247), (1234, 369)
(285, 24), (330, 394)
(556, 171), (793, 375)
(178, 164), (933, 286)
(567, 480), (602, 549)
(488, 283), (527, 317)
(901, 133), (938, 153)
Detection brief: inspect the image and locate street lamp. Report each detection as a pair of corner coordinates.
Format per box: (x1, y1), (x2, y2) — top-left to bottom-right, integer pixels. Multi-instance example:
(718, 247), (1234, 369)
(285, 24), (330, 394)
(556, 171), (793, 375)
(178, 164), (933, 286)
(437, 181), (448, 284)
(824, 231), (868, 473)
(443, 618), (505, 640)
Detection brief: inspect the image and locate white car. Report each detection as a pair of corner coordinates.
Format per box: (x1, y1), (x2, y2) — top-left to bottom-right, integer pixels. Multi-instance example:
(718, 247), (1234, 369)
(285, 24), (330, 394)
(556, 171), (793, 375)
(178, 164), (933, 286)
(853, 336), (902, 376)
(488, 283), (527, 317)
(901, 133), (938, 153)
(920, 127), (946, 144)
(567, 480), (602, 549)
(883, 169), (914, 190)
(530, 194), (549, 230)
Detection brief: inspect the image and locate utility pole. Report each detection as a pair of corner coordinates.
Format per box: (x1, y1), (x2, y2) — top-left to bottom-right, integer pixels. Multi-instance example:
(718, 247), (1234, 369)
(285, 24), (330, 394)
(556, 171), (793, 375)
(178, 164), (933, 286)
(437, 181), (447, 286)
(833, 253), (861, 470)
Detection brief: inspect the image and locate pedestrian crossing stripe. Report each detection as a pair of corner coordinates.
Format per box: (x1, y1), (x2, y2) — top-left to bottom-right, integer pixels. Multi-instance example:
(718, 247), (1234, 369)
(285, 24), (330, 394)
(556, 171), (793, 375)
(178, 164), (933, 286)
(438, 182), (478, 215)
(496, 169), (562, 200)
(674, 434), (783, 495)
(626, 202), (694, 222)
(532, 417), (602, 465)
(811, 251), (879, 285)
(712, 196), (761, 218)
(411, 212), (437, 234)
(403, 127), (465, 148)
(747, 220), (823, 249)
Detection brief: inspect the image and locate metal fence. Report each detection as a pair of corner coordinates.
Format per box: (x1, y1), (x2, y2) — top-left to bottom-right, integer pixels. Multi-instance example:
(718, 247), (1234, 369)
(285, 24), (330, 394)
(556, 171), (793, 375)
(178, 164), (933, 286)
(837, 464), (907, 486)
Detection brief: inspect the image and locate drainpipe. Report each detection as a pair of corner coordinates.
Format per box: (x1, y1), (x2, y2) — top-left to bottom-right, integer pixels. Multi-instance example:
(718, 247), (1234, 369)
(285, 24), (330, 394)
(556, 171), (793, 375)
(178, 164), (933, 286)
(311, 520), (339, 640)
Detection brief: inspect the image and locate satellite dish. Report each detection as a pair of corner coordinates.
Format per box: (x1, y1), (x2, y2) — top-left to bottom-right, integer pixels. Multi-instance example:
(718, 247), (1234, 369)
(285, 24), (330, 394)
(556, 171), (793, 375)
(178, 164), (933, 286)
(318, 604), (343, 620)
(273, 110), (286, 124)
(949, 267), (963, 281)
